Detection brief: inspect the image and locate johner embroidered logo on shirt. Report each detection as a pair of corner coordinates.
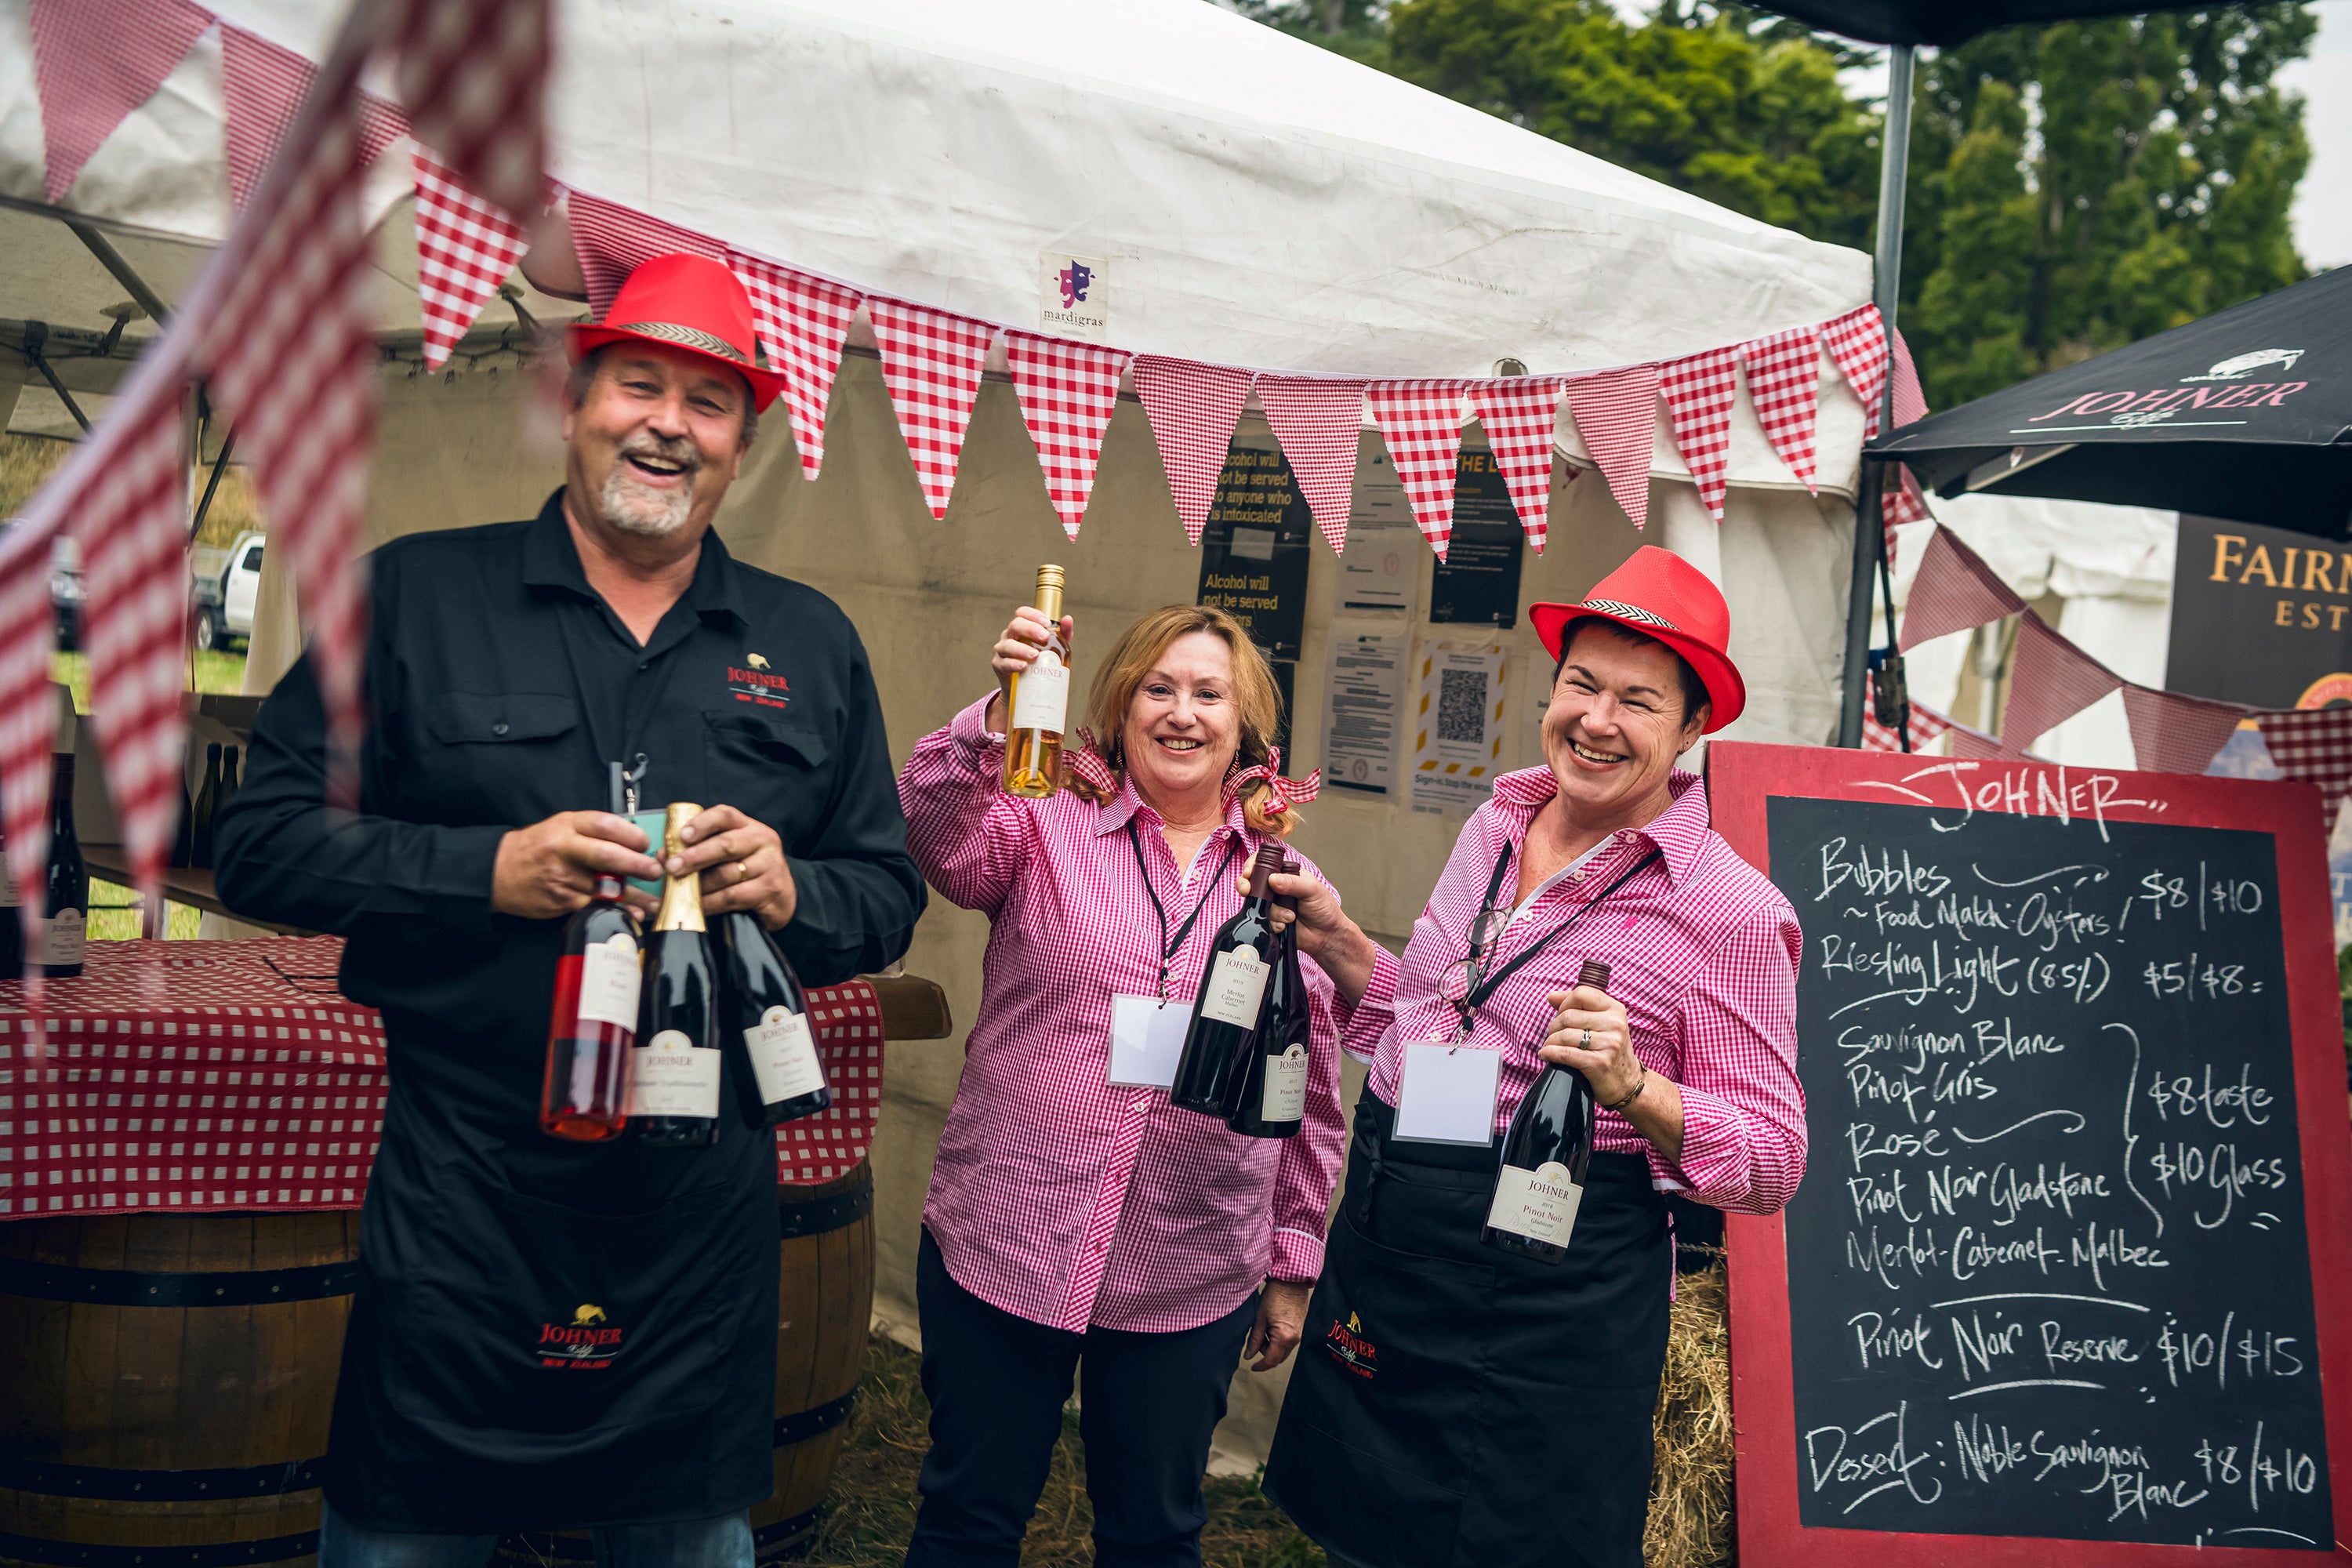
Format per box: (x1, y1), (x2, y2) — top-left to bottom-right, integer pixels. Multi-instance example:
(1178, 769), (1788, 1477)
(728, 655), (789, 709)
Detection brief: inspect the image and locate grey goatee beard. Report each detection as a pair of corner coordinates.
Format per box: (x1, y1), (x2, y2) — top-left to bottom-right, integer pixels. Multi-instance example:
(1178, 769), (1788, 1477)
(598, 434), (700, 536)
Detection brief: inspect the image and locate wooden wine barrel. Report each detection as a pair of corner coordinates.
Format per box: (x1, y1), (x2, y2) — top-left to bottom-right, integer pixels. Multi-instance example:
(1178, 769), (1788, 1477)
(0, 1210), (360, 1568)
(494, 1162), (878, 1563)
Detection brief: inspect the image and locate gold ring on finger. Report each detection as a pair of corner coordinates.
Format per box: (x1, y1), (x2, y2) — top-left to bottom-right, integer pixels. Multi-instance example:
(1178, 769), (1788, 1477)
(735, 861), (750, 881)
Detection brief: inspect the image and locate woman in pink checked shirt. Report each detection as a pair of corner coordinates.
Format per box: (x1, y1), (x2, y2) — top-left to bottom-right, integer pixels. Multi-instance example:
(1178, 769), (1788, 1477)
(895, 602), (1381, 1568)
(1258, 547), (1806, 1568)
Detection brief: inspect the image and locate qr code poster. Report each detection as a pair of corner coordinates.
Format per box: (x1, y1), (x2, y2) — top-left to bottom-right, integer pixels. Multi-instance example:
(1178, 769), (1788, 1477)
(1410, 641), (1508, 815)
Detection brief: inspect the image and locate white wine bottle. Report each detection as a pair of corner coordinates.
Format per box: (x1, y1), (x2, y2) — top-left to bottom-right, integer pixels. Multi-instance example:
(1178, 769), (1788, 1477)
(1001, 564), (1068, 800)
(1482, 959), (1610, 1264)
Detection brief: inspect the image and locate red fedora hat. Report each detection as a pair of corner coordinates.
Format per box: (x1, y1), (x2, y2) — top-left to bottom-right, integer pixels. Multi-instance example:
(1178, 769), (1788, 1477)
(565, 252), (786, 412)
(1529, 546), (1744, 732)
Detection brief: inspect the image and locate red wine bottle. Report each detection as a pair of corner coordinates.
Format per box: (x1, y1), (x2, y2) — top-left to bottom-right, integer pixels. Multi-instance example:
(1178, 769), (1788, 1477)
(629, 802), (721, 1146)
(1224, 858), (1308, 1138)
(1171, 841), (1285, 1116)
(1481, 959), (1611, 1264)
(0, 822), (24, 975)
(718, 910), (831, 1127)
(540, 767), (644, 1142)
(37, 752), (86, 978)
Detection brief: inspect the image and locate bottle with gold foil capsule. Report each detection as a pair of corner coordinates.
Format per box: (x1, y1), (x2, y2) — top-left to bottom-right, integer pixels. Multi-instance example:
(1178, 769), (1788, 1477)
(629, 803), (722, 1146)
(1000, 564), (1069, 799)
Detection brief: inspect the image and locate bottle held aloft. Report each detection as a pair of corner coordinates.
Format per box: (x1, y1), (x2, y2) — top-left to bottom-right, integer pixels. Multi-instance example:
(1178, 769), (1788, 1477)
(1171, 841), (1286, 1116)
(539, 765), (646, 1142)
(629, 802), (722, 1146)
(718, 909), (831, 1127)
(1481, 959), (1611, 1264)
(1225, 858), (1309, 1139)
(37, 752), (87, 978)
(1001, 564), (1069, 800)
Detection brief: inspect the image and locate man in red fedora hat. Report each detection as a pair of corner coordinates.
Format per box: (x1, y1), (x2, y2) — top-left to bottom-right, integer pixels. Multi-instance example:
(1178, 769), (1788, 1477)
(217, 252), (925, 1566)
(1255, 544), (1806, 1568)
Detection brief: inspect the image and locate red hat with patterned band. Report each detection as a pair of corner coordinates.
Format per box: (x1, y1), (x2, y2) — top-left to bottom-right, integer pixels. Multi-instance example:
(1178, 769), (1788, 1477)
(1529, 546), (1744, 733)
(565, 252), (786, 412)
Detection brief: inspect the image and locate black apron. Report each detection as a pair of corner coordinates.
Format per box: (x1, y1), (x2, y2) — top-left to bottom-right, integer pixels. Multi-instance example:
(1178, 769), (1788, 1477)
(321, 1005), (780, 1534)
(1264, 1094), (1671, 1568)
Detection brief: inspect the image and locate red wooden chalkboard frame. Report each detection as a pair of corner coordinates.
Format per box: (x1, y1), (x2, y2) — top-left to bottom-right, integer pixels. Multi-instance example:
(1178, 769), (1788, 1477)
(1708, 739), (2352, 1568)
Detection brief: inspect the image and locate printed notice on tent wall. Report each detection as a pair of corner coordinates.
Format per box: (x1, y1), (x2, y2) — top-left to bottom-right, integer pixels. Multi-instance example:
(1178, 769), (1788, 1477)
(1410, 641), (1507, 815)
(1334, 430), (1418, 614)
(1322, 629), (1407, 797)
(1037, 251), (1109, 343)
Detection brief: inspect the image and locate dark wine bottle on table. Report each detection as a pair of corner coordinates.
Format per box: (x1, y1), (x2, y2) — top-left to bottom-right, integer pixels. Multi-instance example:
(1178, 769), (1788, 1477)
(630, 802), (721, 1146)
(719, 911), (831, 1127)
(216, 744), (241, 823)
(171, 750), (194, 869)
(540, 766), (645, 1142)
(1482, 960), (1611, 1264)
(1225, 858), (1308, 1138)
(38, 752), (87, 978)
(0, 826), (24, 974)
(191, 742), (222, 869)
(1171, 841), (1285, 1116)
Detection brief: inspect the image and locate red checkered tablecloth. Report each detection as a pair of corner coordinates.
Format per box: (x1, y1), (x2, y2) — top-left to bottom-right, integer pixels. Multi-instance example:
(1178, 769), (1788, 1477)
(0, 937), (883, 1219)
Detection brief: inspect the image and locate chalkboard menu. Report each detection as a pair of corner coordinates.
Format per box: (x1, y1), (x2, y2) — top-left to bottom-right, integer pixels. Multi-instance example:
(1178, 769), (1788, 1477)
(1709, 742), (2352, 1566)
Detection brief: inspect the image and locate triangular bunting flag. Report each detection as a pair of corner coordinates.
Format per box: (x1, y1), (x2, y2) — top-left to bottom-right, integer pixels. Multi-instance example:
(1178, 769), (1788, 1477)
(564, 189), (724, 317)
(2002, 610), (2123, 750)
(1256, 376), (1369, 555)
(1742, 324), (1822, 493)
(866, 297), (997, 521)
(1948, 722), (2028, 762)
(1133, 356), (1253, 546)
(1660, 347), (1740, 525)
(412, 151), (528, 369)
(1470, 377), (1567, 554)
(1004, 332), (1132, 540)
(1889, 327), (1928, 429)
(1898, 524), (2026, 650)
(1821, 303), (1889, 436)
(1365, 380), (1472, 559)
(1565, 365), (1660, 530)
(221, 24), (316, 211)
(1886, 465), (1933, 528)
(728, 252), (860, 481)
(29, 0), (214, 204)
(2121, 686), (2245, 777)
(383, 0), (550, 220)
(2255, 706), (2352, 828)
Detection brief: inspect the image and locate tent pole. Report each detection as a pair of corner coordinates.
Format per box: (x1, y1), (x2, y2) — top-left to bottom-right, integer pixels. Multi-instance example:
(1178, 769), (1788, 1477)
(1838, 42), (1915, 747)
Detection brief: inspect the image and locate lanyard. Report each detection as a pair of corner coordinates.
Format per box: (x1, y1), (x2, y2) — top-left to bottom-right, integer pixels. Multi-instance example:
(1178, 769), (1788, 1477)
(1450, 837), (1662, 1039)
(1126, 820), (1242, 1002)
(554, 593), (688, 812)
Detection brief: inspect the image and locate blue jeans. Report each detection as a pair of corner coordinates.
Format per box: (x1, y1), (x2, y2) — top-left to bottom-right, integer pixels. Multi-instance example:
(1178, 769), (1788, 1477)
(318, 1501), (756, 1568)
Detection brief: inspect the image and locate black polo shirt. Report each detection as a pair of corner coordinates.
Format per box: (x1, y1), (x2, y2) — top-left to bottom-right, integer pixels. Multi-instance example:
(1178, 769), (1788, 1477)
(216, 490), (925, 1186)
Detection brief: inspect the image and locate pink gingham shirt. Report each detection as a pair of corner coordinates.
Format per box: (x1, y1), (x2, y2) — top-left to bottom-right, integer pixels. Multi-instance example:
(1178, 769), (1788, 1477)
(898, 697), (1386, 1334)
(1361, 764), (1806, 1213)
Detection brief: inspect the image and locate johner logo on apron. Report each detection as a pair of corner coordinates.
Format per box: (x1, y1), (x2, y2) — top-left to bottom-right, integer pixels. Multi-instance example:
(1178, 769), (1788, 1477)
(533, 1302), (629, 1370)
(1323, 1310), (1380, 1381)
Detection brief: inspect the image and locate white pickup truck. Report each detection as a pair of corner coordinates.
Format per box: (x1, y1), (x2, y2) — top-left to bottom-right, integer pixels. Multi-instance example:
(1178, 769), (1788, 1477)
(190, 530), (263, 652)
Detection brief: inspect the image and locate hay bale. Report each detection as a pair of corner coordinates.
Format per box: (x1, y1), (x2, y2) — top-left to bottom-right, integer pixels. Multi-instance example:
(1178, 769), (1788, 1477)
(1645, 1260), (1736, 1568)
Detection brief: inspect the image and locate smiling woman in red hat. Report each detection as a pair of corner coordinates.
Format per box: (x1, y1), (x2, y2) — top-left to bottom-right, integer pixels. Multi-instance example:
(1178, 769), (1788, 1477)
(1250, 546), (1807, 1568)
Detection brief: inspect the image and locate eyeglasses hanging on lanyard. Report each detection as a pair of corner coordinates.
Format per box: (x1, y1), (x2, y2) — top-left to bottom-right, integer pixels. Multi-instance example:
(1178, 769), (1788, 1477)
(1127, 821), (1241, 1002)
(1437, 840), (1661, 1042)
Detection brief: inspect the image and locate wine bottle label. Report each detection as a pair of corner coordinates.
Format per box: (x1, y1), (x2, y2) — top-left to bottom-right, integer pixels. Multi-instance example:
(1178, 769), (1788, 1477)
(1261, 1042), (1309, 1122)
(747, 1004), (827, 1102)
(1486, 1160), (1584, 1247)
(575, 933), (641, 1030)
(1008, 646), (1070, 733)
(1199, 946), (1271, 1028)
(0, 866), (19, 910)
(627, 1028), (719, 1118)
(37, 908), (84, 966)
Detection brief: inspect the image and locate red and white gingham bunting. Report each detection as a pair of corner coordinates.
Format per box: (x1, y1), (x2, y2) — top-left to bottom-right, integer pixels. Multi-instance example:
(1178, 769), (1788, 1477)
(1004, 332), (1132, 539)
(28, 0), (214, 204)
(1471, 377), (1568, 554)
(1861, 678), (1952, 754)
(1133, 356), (1253, 546)
(2121, 687), (2245, 777)
(1742, 324), (1823, 493)
(383, 0), (549, 220)
(564, 189), (723, 317)
(1565, 364), (1661, 531)
(1898, 524), (2026, 651)
(220, 23), (315, 212)
(1660, 347), (1741, 525)
(1365, 380), (1471, 559)
(1948, 722), (2029, 762)
(729, 252), (861, 481)
(412, 151), (529, 369)
(1822, 303), (1890, 437)
(2002, 609), (2122, 750)
(1257, 377), (1369, 554)
(1889, 328), (1928, 430)
(2255, 706), (2352, 828)
(867, 297), (998, 521)
(0, 522), (60, 947)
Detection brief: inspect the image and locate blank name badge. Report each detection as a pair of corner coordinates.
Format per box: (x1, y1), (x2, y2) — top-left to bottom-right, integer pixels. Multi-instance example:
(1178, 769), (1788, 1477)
(1108, 994), (1192, 1088)
(1393, 1041), (1501, 1145)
